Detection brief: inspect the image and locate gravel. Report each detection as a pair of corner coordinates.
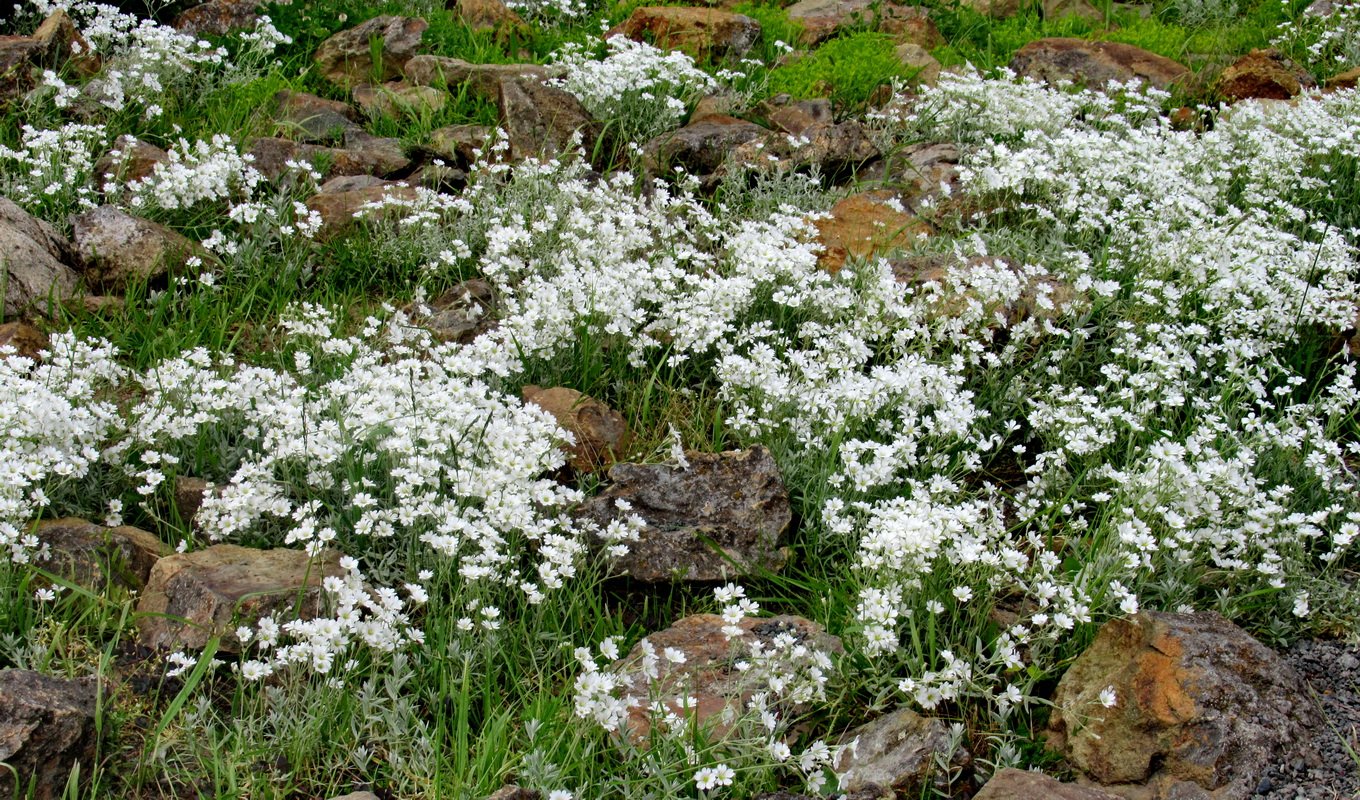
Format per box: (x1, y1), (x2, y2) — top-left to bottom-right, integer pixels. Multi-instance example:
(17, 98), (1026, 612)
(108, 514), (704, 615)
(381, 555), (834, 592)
(1251, 639), (1360, 800)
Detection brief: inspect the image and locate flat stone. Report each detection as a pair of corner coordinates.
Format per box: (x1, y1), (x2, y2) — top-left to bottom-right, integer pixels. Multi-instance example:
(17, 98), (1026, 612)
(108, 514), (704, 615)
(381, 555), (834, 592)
(523, 385), (631, 472)
(71, 206), (212, 293)
(897, 42), (941, 86)
(835, 707), (970, 793)
(414, 278), (497, 343)
(974, 769), (1124, 799)
(247, 136), (410, 181)
(1326, 65), (1360, 91)
(174, 477), (213, 528)
(174, 0), (269, 36)
(1048, 611), (1316, 799)
(607, 7), (762, 61)
(328, 793), (382, 800)
(314, 15), (427, 90)
(0, 198), (79, 317)
(453, 0), (529, 35)
(1010, 38), (1192, 91)
(612, 614), (842, 740)
(760, 97), (834, 135)
(426, 124), (495, 164)
(484, 787), (540, 800)
(0, 320), (50, 362)
(576, 445), (790, 582)
(730, 119), (879, 181)
(35, 518), (169, 593)
(136, 544), (346, 652)
(403, 54), (549, 96)
(786, 0), (938, 46)
(0, 670), (98, 800)
(353, 81), (447, 119)
(813, 191), (933, 273)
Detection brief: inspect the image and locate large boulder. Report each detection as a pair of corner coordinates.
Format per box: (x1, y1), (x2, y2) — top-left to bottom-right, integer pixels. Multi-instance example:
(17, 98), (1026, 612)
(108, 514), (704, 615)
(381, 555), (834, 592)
(135, 544), (346, 652)
(1213, 48), (1315, 102)
(1048, 611), (1316, 800)
(1010, 38), (1192, 91)
(352, 81), (447, 120)
(0, 670), (98, 800)
(576, 445), (790, 582)
(34, 518), (169, 593)
(426, 124), (496, 165)
(731, 119), (880, 180)
(0, 198), (79, 316)
(496, 76), (599, 161)
(835, 707), (971, 794)
(248, 133), (410, 181)
(304, 178), (419, 240)
(522, 385), (631, 473)
(173, 0), (265, 36)
(71, 206), (211, 293)
(611, 614), (842, 740)
(607, 7), (762, 61)
(271, 90), (363, 144)
(314, 16), (428, 90)
(974, 769), (1124, 799)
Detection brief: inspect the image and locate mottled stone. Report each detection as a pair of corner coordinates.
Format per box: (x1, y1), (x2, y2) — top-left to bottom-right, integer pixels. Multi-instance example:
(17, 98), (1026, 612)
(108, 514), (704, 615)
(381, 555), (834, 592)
(974, 769), (1124, 800)
(353, 81), (447, 119)
(643, 114), (767, 177)
(247, 135), (410, 182)
(0, 198), (79, 317)
(304, 180), (419, 239)
(1010, 38), (1192, 91)
(0, 321), (48, 362)
(35, 518), (169, 593)
(814, 190), (933, 273)
(577, 445), (790, 582)
(523, 386), (631, 472)
(426, 124), (495, 164)
(453, 0), (529, 36)
(1214, 49), (1315, 102)
(786, 0), (939, 46)
(94, 135), (170, 188)
(403, 54), (549, 96)
(0, 670), (98, 800)
(136, 544), (346, 652)
(835, 707), (970, 793)
(174, 0), (271, 36)
(314, 16), (427, 90)
(497, 76), (599, 161)
(896, 42), (941, 86)
(71, 206), (211, 293)
(607, 7), (762, 61)
(272, 90), (362, 144)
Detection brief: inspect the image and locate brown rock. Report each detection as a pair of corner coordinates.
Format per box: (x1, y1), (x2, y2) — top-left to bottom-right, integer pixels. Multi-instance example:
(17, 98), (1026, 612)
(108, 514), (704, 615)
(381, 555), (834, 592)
(272, 90), (362, 144)
(94, 135), (171, 189)
(0, 9), (94, 99)
(414, 278), (498, 342)
(612, 614), (842, 740)
(35, 518), (169, 592)
(484, 786), (541, 800)
(174, 0), (265, 36)
(497, 76), (599, 161)
(576, 445), (790, 582)
(959, 0), (1024, 17)
(761, 97), (834, 135)
(974, 769), (1124, 799)
(1214, 49), (1315, 102)
(136, 544), (346, 652)
(1325, 65), (1360, 91)
(453, 0), (530, 36)
(607, 7), (762, 61)
(1010, 38), (1192, 91)
(814, 191), (933, 273)
(523, 386), (631, 472)
(353, 81), (447, 119)
(304, 181), (420, 239)
(248, 135), (411, 181)
(786, 0), (939, 46)
(896, 42), (941, 86)
(1048, 611), (1316, 799)
(690, 92), (742, 123)
(329, 793), (382, 800)
(403, 54), (549, 95)
(426, 124), (495, 164)
(0, 36), (44, 101)
(0, 320), (49, 362)
(0, 670), (98, 800)
(644, 114), (767, 177)
(314, 16), (428, 90)
(835, 707), (970, 793)
(0, 198), (80, 317)
(1044, 0), (1106, 20)
(174, 476), (213, 527)
(730, 120), (879, 180)
(71, 206), (212, 293)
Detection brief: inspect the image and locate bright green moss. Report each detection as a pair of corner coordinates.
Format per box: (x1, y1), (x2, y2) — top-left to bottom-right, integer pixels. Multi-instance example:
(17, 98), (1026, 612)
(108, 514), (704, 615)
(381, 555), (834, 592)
(766, 32), (914, 107)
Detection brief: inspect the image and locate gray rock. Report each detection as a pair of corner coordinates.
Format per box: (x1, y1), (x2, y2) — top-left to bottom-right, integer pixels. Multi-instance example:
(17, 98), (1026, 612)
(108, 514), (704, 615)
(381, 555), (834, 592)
(173, 476), (214, 528)
(71, 206), (210, 293)
(835, 707), (970, 793)
(1049, 611), (1317, 800)
(413, 278), (497, 343)
(135, 544), (346, 652)
(328, 793), (382, 800)
(271, 90), (362, 144)
(975, 769), (1124, 799)
(35, 518), (169, 593)
(314, 16), (427, 90)
(643, 114), (767, 178)
(485, 786), (540, 800)
(0, 198), (79, 316)
(760, 97), (834, 135)
(576, 445), (790, 582)
(612, 614), (842, 741)
(730, 119), (879, 179)
(0, 670), (98, 800)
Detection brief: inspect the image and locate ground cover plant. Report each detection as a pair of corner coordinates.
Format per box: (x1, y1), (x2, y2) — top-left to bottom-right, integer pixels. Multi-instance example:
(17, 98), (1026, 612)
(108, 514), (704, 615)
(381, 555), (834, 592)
(1, 0), (1359, 796)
